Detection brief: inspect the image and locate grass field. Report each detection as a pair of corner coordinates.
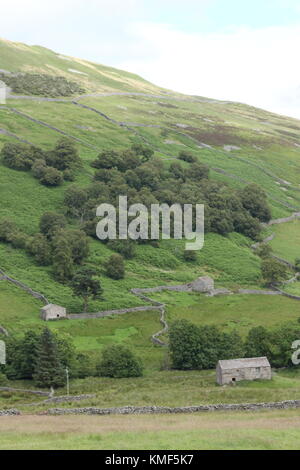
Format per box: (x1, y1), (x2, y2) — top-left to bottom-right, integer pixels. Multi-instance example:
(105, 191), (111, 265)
(1, 409), (300, 449)
(159, 292), (300, 337)
(270, 219), (300, 264)
(2, 368), (300, 412)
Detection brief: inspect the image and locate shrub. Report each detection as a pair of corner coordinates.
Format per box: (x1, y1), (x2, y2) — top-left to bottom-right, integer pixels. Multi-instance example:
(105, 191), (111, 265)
(91, 150), (123, 170)
(261, 258), (287, 285)
(26, 234), (52, 266)
(0, 218), (18, 242)
(97, 345), (143, 378)
(105, 254), (125, 279)
(62, 229), (90, 264)
(63, 169), (75, 181)
(107, 240), (136, 259)
(31, 159), (47, 179)
(183, 250), (197, 262)
(10, 232), (28, 249)
(256, 244), (273, 259)
(64, 185), (88, 220)
(51, 138), (81, 171)
(233, 212), (261, 240)
(178, 151), (197, 163)
(39, 212), (66, 240)
(131, 144), (154, 163)
(39, 167), (64, 186)
(186, 162), (210, 180)
(1, 143), (35, 171)
(240, 184), (271, 222)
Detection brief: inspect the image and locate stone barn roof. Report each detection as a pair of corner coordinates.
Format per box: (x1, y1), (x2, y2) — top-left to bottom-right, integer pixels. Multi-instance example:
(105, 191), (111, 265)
(218, 357), (270, 370)
(41, 304), (63, 312)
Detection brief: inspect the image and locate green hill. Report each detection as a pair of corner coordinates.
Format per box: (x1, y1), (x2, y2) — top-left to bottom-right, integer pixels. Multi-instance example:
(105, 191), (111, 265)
(1, 37), (300, 375)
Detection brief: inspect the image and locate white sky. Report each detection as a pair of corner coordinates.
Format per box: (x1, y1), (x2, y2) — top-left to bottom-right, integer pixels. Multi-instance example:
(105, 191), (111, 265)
(1, 0), (300, 118)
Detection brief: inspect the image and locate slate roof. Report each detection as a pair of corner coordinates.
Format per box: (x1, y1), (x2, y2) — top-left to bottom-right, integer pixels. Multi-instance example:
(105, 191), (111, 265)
(41, 304), (62, 311)
(217, 357), (270, 370)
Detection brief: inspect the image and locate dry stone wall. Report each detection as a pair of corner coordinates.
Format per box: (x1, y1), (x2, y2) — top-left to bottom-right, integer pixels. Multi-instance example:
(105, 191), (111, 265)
(0, 269), (48, 304)
(0, 409), (20, 416)
(47, 400), (300, 415)
(67, 305), (162, 320)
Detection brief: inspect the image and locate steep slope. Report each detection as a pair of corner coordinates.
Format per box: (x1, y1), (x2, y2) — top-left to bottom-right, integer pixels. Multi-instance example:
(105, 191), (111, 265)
(1, 38), (300, 369)
(0, 38), (170, 95)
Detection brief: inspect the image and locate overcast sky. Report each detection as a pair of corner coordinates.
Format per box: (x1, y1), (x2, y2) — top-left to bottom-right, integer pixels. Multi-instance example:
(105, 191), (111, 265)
(1, 0), (300, 118)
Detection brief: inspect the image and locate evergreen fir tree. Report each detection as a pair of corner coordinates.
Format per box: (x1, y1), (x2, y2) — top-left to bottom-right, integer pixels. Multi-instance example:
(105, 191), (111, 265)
(34, 328), (66, 388)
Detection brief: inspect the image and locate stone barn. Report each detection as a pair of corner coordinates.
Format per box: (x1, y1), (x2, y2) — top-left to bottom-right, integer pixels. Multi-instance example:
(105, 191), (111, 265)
(190, 276), (214, 293)
(216, 357), (271, 385)
(41, 304), (67, 321)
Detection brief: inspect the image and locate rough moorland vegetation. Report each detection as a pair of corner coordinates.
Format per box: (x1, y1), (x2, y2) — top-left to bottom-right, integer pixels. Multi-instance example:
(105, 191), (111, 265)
(1, 138), (81, 186)
(0, 72), (85, 97)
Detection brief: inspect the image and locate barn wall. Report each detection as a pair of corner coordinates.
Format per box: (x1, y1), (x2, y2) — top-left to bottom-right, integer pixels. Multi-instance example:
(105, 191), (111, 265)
(41, 306), (67, 321)
(218, 366), (271, 385)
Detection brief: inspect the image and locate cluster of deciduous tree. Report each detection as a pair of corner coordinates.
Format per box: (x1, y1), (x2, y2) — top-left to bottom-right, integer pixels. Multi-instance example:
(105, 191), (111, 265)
(1, 328), (93, 388)
(1, 138), (81, 186)
(169, 320), (244, 370)
(62, 145), (270, 246)
(0, 73), (85, 97)
(0, 212), (90, 283)
(169, 319), (300, 370)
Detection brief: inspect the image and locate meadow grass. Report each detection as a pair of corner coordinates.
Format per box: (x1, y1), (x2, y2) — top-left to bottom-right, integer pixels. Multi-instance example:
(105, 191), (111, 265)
(1, 409), (300, 449)
(270, 219), (300, 264)
(162, 292), (300, 337)
(2, 368), (300, 412)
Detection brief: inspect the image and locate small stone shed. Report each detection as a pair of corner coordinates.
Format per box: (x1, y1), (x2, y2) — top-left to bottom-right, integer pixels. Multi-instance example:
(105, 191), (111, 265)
(190, 276), (214, 293)
(41, 304), (67, 321)
(216, 357), (271, 385)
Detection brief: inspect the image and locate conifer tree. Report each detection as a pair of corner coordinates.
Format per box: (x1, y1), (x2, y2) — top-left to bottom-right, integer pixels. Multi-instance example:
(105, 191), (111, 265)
(34, 328), (66, 388)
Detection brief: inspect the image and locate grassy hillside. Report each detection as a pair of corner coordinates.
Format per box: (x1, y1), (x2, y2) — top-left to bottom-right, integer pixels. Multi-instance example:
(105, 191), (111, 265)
(1, 37), (300, 377)
(0, 38), (167, 95)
